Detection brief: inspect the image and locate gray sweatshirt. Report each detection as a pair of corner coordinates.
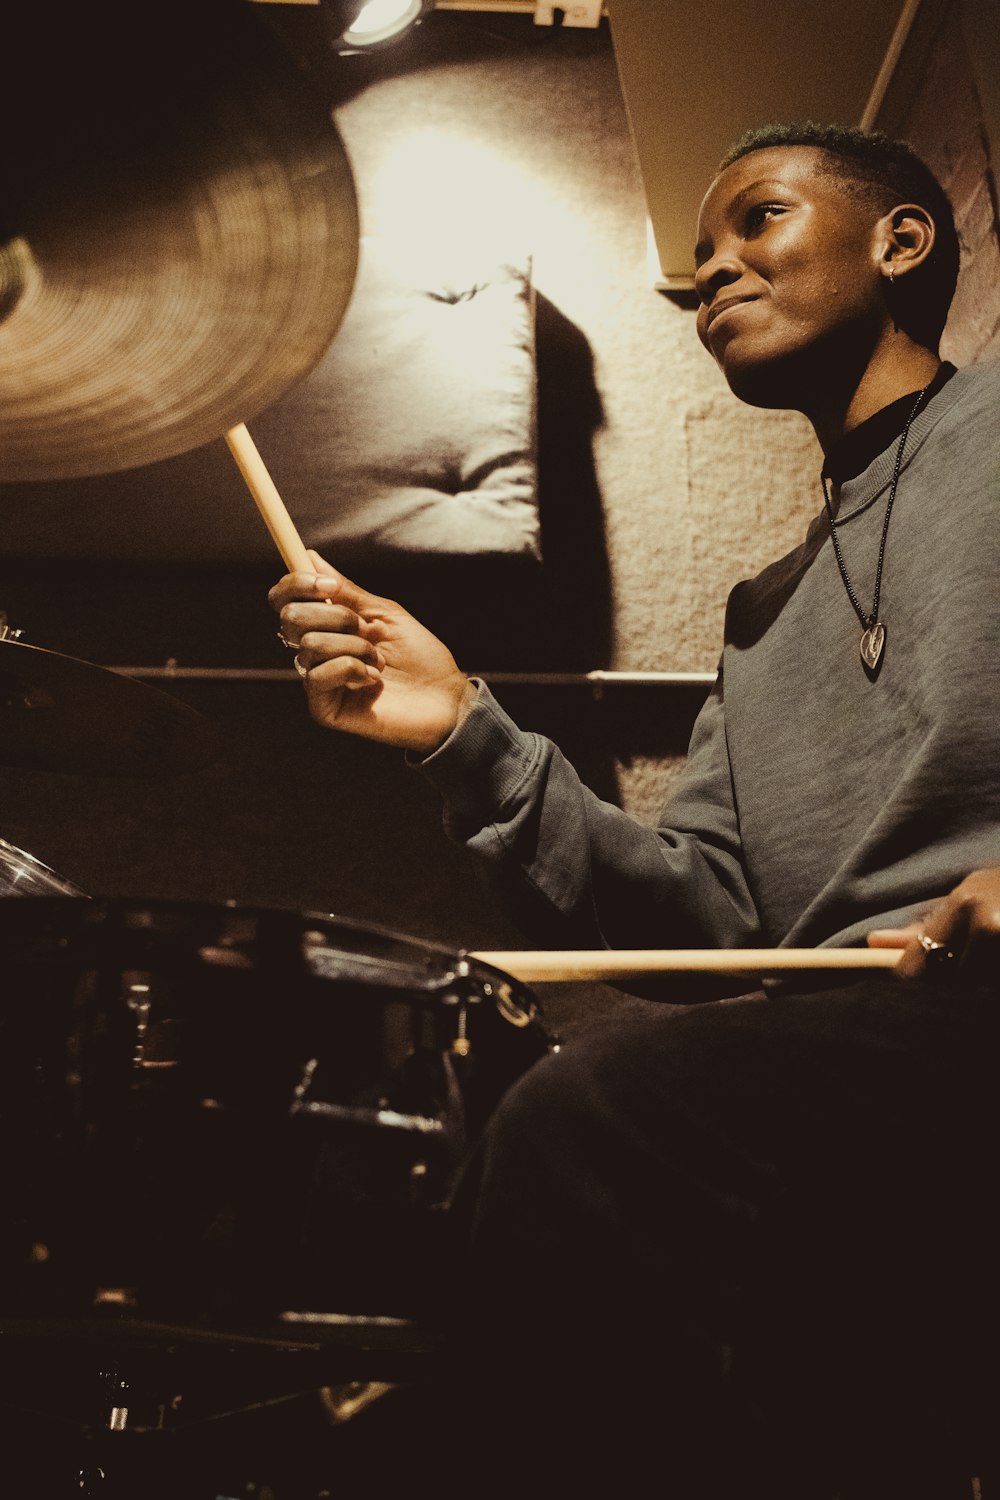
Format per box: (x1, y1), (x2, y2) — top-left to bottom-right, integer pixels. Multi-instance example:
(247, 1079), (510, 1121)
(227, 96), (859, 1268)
(418, 362), (1000, 952)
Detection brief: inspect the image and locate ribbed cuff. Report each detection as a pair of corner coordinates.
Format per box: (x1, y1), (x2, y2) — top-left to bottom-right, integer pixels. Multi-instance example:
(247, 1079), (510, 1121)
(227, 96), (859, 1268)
(408, 680), (541, 824)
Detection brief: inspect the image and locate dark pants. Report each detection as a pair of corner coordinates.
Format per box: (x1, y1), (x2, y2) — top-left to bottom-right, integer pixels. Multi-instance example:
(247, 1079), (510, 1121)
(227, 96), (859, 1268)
(436, 975), (1000, 1497)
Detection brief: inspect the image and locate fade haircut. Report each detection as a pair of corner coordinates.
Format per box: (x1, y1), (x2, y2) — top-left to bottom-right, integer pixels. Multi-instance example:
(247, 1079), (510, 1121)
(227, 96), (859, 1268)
(720, 122), (960, 348)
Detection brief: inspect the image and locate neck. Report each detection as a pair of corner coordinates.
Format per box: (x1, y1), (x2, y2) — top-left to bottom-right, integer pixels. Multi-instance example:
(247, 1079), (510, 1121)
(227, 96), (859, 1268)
(807, 337), (942, 456)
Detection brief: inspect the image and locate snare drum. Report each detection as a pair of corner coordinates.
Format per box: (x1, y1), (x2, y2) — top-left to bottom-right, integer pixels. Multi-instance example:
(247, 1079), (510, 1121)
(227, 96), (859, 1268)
(0, 899), (549, 1335)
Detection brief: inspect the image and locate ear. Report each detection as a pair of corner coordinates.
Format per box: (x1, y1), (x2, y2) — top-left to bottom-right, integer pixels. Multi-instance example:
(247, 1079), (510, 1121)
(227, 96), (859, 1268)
(876, 203), (936, 284)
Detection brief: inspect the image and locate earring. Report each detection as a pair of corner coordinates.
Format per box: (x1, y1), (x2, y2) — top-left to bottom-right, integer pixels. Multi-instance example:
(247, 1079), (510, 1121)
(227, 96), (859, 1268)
(888, 263), (895, 285)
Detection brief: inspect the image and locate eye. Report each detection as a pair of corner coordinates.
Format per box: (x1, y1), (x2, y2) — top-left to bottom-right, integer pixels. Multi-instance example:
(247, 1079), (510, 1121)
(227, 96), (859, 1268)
(745, 202), (784, 234)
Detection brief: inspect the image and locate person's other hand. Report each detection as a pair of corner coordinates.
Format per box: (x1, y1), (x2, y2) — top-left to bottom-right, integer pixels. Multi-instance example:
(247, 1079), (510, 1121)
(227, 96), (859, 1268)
(268, 552), (475, 754)
(867, 867), (1000, 982)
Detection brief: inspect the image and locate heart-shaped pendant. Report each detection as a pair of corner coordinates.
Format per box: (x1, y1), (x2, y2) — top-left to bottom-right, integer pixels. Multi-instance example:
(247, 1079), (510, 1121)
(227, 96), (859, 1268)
(860, 621), (885, 672)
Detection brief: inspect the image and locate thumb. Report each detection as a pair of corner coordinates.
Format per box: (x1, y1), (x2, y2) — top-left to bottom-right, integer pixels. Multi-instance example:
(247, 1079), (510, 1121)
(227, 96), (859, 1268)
(306, 549), (384, 615)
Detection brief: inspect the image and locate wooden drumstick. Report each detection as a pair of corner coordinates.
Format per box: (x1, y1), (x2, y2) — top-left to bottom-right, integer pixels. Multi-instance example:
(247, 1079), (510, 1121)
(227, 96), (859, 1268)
(470, 947), (905, 983)
(225, 423), (312, 574)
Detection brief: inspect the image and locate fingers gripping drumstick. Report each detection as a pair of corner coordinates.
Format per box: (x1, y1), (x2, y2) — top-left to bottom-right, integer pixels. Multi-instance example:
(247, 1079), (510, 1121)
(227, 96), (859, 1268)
(225, 423), (312, 574)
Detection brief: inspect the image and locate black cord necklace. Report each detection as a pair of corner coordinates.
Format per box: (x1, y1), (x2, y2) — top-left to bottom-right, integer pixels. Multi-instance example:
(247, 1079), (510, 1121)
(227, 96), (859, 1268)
(821, 385), (929, 674)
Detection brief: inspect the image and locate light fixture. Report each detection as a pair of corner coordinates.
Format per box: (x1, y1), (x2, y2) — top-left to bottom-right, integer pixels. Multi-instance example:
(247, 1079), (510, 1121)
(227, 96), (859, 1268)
(326, 0), (435, 53)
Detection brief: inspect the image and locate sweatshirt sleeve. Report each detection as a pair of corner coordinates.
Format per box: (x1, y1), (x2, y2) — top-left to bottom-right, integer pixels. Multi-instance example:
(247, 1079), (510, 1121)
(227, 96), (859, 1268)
(413, 677), (761, 951)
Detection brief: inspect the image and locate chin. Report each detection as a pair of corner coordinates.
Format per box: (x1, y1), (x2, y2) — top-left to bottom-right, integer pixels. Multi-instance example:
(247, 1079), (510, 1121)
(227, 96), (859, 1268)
(716, 344), (820, 412)
(719, 361), (800, 409)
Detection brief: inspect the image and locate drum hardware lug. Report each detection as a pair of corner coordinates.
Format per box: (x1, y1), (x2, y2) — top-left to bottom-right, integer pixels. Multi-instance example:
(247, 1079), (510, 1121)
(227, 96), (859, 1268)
(123, 974), (180, 1068)
(106, 1400), (168, 1434)
(125, 978), (151, 1067)
(460, 952), (543, 1030)
(452, 998), (471, 1057)
(492, 978), (535, 1029)
(96, 1372), (171, 1434)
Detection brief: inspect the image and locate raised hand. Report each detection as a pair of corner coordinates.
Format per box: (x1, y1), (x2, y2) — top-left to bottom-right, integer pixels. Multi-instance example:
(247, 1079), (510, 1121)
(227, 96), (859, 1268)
(867, 866), (1000, 983)
(268, 551), (475, 754)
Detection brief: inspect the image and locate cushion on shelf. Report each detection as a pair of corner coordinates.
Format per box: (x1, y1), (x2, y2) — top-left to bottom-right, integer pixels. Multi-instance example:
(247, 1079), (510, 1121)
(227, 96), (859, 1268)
(0, 240), (539, 570)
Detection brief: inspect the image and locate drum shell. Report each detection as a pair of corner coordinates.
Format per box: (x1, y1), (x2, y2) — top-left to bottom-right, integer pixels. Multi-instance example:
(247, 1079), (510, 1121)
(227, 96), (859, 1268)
(0, 899), (550, 1328)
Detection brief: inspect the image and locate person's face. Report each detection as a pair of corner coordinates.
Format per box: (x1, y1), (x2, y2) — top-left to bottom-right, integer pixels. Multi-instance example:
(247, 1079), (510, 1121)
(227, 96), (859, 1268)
(694, 146), (887, 407)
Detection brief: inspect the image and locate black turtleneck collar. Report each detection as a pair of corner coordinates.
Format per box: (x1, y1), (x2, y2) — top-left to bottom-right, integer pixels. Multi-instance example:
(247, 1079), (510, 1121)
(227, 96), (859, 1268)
(823, 361), (957, 483)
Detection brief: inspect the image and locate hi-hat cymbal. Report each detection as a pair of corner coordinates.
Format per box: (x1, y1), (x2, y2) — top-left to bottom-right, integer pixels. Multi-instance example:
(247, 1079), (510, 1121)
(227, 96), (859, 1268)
(0, 641), (220, 777)
(0, 0), (359, 483)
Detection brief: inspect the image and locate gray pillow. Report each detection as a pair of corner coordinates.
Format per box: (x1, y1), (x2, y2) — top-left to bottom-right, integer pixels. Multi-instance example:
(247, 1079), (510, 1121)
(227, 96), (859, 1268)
(0, 240), (540, 569)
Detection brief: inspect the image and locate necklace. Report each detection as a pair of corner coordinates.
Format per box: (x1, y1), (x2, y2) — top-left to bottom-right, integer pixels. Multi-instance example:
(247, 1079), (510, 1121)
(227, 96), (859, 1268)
(821, 386), (929, 674)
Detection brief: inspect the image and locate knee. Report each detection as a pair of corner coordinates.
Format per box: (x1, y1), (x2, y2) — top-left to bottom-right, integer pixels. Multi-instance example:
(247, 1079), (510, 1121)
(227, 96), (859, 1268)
(472, 1013), (691, 1178)
(478, 1045), (591, 1159)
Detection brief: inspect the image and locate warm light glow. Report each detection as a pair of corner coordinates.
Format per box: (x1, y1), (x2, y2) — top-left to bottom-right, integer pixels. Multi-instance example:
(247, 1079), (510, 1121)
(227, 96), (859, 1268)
(350, 126), (615, 309)
(343, 0), (423, 45)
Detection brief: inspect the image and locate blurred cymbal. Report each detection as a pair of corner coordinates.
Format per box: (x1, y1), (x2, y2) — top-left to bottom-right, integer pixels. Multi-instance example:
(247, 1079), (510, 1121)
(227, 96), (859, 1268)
(0, 641), (220, 777)
(0, 0), (359, 482)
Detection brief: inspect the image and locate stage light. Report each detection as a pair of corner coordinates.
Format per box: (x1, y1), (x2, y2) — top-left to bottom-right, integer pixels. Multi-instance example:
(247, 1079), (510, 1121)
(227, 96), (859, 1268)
(328, 0), (434, 53)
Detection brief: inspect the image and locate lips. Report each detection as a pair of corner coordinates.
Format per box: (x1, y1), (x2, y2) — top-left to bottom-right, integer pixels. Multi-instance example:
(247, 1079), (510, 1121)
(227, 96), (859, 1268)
(706, 294), (758, 332)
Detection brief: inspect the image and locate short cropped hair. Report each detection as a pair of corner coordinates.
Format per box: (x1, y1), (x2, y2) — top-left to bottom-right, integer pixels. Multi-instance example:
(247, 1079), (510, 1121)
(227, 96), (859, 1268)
(720, 122), (960, 347)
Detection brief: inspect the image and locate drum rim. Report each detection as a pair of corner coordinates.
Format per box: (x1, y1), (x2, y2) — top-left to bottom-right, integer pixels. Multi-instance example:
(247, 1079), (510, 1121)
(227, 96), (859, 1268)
(0, 891), (540, 1002)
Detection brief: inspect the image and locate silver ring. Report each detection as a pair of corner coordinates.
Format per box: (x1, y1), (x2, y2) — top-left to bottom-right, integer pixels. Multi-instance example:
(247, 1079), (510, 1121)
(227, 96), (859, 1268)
(276, 628), (297, 650)
(293, 654), (308, 679)
(917, 933), (956, 964)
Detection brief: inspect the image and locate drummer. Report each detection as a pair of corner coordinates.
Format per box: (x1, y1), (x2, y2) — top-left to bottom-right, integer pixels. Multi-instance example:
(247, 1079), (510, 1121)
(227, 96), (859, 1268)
(270, 122), (1000, 1495)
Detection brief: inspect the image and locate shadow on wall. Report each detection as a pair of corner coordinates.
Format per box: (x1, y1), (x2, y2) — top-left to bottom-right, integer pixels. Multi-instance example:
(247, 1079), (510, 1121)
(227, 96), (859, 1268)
(393, 291), (611, 674)
(361, 291), (611, 674)
(532, 292), (612, 673)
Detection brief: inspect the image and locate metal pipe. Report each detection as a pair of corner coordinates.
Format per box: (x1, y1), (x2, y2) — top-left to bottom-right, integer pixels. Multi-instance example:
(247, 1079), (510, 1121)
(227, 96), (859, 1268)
(107, 664), (717, 686)
(860, 0), (923, 128)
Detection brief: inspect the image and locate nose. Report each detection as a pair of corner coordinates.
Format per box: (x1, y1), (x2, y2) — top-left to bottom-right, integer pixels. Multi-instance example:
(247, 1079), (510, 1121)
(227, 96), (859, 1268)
(694, 248), (743, 306)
